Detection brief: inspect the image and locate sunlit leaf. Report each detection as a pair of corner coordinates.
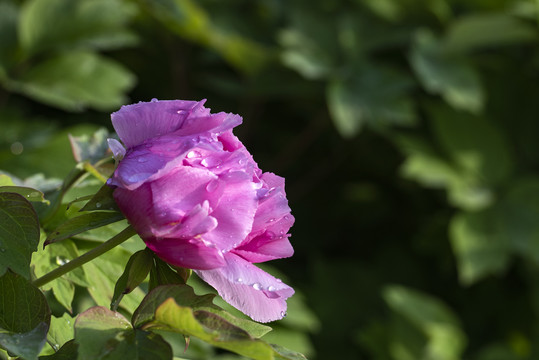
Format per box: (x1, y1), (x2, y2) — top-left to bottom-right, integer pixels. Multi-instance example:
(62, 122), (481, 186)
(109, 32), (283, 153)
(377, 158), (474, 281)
(111, 248), (153, 310)
(47, 313), (75, 351)
(0, 186), (47, 203)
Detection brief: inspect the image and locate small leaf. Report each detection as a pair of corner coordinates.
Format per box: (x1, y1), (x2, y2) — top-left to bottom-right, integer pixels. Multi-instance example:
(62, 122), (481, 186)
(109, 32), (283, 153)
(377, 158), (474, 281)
(47, 313), (75, 351)
(13, 51), (135, 112)
(80, 183), (119, 212)
(0, 322), (48, 360)
(111, 248), (153, 311)
(0, 186), (47, 203)
(68, 128), (111, 163)
(0, 192), (40, 279)
(45, 211), (125, 245)
(0, 271), (51, 333)
(149, 257), (189, 290)
(39, 340), (78, 360)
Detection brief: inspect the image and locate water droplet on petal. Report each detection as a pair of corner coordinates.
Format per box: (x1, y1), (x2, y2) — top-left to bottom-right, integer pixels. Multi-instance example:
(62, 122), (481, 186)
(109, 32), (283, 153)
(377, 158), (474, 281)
(253, 283), (261, 290)
(237, 278), (243, 283)
(280, 311), (287, 318)
(276, 278), (282, 283)
(137, 157), (148, 163)
(267, 286), (275, 292)
(201, 157), (222, 168)
(151, 98), (158, 102)
(206, 180), (219, 192)
(186, 150), (199, 159)
(268, 218), (275, 223)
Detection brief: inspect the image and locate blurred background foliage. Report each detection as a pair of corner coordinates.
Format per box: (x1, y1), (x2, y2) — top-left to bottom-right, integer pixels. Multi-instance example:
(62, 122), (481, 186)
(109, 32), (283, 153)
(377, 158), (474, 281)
(1, 0), (539, 358)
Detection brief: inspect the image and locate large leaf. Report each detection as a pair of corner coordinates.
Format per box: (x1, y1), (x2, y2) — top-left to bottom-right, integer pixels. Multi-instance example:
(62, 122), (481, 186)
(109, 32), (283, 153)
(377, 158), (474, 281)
(19, 0), (137, 56)
(0, 192), (40, 279)
(0, 322), (48, 360)
(410, 29), (484, 113)
(140, 298), (305, 360)
(47, 313), (75, 351)
(12, 51), (135, 112)
(45, 211), (125, 245)
(133, 284), (272, 339)
(39, 340), (78, 360)
(0, 186), (47, 203)
(383, 285), (467, 360)
(74, 307), (171, 360)
(327, 64), (416, 137)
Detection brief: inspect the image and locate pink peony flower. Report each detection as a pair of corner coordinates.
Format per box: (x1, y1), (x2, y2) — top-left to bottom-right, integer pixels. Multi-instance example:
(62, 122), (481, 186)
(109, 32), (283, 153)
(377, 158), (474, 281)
(107, 99), (295, 322)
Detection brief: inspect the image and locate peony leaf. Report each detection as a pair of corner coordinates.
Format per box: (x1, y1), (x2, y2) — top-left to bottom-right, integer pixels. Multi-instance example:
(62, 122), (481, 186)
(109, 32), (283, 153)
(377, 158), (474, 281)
(0, 271), (51, 332)
(74, 307), (171, 360)
(47, 313), (75, 351)
(0, 186), (47, 203)
(149, 257), (190, 290)
(0, 192), (40, 279)
(0, 322), (48, 360)
(39, 340), (78, 360)
(45, 211), (125, 245)
(140, 298), (305, 360)
(80, 183), (119, 212)
(68, 128), (111, 163)
(111, 248), (153, 311)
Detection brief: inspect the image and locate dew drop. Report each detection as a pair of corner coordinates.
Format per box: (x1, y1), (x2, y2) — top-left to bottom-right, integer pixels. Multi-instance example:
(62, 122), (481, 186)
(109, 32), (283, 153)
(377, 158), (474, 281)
(151, 98), (158, 102)
(137, 157), (148, 163)
(95, 202), (102, 208)
(186, 150), (199, 159)
(206, 180), (219, 192)
(56, 256), (69, 266)
(276, 278), (282, 283)
(268, 218), (275, 223)
(253, 283), (261, 290)
(280, 311), (287, 318)
(201, 157), (222, 168)
(237, 278), (243, 283)
(267, 286), (275, 292)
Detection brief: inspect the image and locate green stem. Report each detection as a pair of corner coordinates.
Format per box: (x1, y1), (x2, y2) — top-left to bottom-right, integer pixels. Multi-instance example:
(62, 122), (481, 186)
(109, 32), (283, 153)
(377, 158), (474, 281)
(33, 226), (137, 288)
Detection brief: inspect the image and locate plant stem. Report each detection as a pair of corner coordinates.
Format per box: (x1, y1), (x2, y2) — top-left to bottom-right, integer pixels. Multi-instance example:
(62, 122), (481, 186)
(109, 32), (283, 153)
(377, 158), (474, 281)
(32, 226), (137, 288)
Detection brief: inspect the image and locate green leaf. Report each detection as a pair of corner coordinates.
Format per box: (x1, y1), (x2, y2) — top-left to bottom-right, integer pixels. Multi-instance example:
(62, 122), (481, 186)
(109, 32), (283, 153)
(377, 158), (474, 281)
(410, 29), (484, 113)
(327, 64), (416, 137)
(444, 13), (537, 53)
(149, 257), (189, 290)
(449, 209), (511, 285)
(143, 298), (305, 360)
(68, 128), (111, 163)
(19, 0), (137, 56)
(45, 211), (125, 245)
(12, 51), (135, 112)
(0, 186), (47, 203)
(133, 284), (272, 339)
(47, 313), (75, 351)
(81, 245), (146, 314)
(0, 192), (40, 279)
(0, 271), (51, 333)
(0, 322), (48, 360)
(383, 285), (467, 360)
(74, 307), (172, 360)
(111, 249), (153, 310)
(0, 1), (19, 75)
(80, 183), (119, 212)
(39, 340), (78, 360)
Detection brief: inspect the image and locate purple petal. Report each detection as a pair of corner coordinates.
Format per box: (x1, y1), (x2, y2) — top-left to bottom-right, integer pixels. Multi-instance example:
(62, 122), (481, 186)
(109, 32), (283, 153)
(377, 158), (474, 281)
(107, 138), (126, 161)
(145, 237), (226, 269)
(195, 253), (294, 322)
(233, 231), (294, 263)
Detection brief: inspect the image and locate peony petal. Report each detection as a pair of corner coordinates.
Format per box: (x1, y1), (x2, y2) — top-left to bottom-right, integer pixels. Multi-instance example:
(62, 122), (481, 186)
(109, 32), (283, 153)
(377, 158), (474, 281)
(233, 231), (294, 263)
(146, 237), (226, 269)
(202, 172), (258, 252)
(111, 99), (202, 148)
(251, 185), (293, 235)
(195, 253), (294, 322)
(107, 138), (126, 161)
